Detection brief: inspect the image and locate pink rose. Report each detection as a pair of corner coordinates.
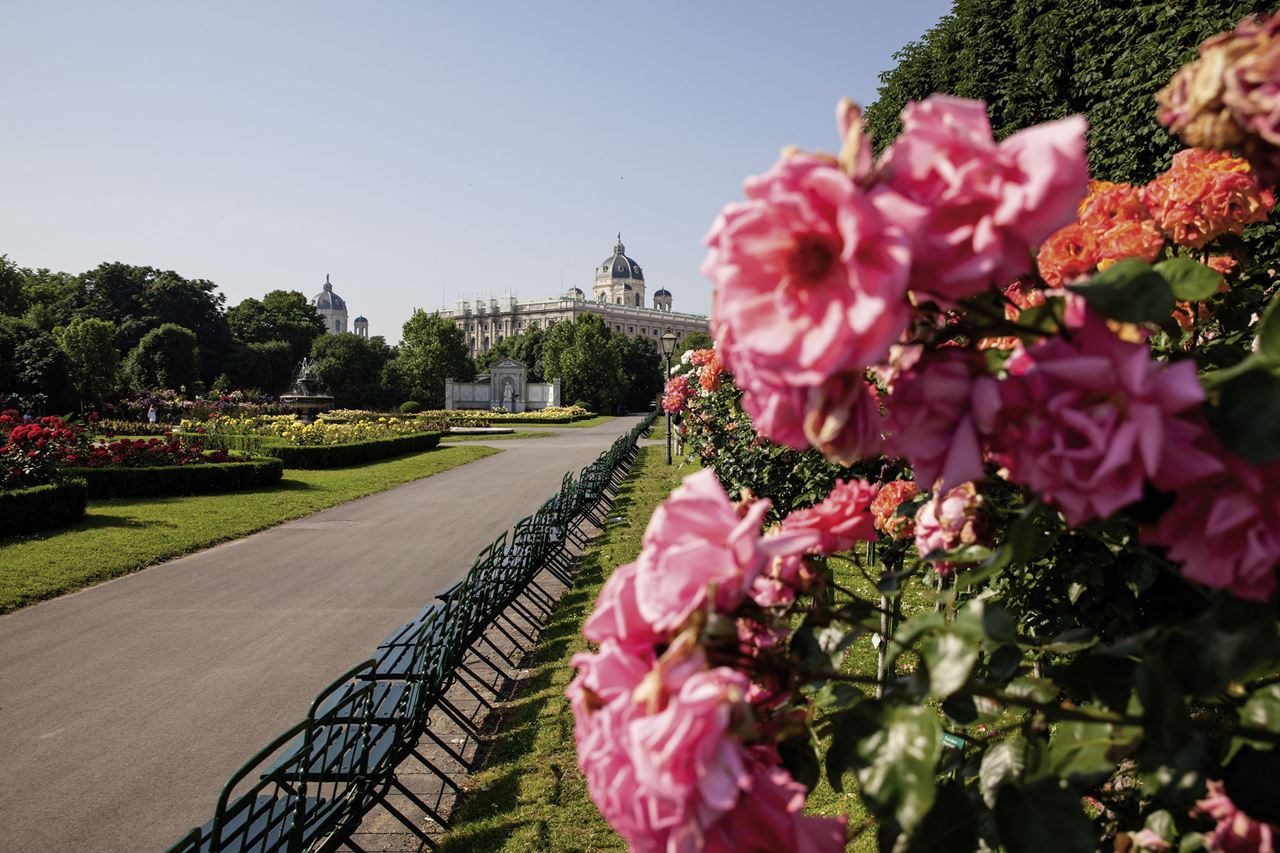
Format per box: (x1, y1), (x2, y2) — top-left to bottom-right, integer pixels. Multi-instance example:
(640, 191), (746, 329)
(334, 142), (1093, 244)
(629, 667), (752, 837)
(885, 348), (1000, 492)
(1144, 446), (1280, 601)
(877, 95), (1089, 302)
(633, 469), (817, 634)
(1194, 779), (1278, 853)
(914, 482), (988, 574)
(704, 151), (916, 389)
(781, 478), (879, 554)
(704, 755), (848, 852)
(735, 368), (884, 466)
(583, 560), (663, 651)
(988, 309), (1208, 526)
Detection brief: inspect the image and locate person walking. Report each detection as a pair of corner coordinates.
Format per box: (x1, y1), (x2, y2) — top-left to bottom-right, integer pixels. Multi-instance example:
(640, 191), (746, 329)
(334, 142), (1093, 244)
(147, 405), (157, 425)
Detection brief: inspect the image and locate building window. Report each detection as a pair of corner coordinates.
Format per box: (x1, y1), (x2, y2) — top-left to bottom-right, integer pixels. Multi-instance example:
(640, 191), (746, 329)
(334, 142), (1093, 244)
(628, 326), (634, 333)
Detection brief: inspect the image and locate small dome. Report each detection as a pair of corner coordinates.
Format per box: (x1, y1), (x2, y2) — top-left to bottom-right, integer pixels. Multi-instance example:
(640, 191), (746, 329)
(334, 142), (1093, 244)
(566, 286), (584, 298)
(313, 275), (347, 311)
(654, 288), (671, 297)
(596, 233), (644, 282)
(354, 315), (368, 323)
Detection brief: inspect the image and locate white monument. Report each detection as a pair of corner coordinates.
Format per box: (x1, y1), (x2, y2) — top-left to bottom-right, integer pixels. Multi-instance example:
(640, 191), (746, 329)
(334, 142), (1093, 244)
(443, 359), (561, 413)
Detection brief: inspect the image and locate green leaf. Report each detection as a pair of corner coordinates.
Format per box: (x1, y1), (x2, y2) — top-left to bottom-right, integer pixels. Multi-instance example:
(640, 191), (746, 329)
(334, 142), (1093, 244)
(979, 736), (1028, 807)
(1067, 259), (1173, 324)
(778, 734), (821, 791)
(1256, 291), (1280, 371)
(922, 631), (980, 697)
(855, 706), (942, 832)
(1144, 809), (1176, 843)
(941, 693), (978, 724)
(1241, 684), (1280, 733)
(994, 778), (1096, 853)
(1212, 368), (1280, 463)
(1043, 627), (1098, 654)
(1005, 677), (1059, 704)
(1045, 719), (1137, 781)
(1156, 257), (1223, 301)
(988, 645), (1023, 681)
(1179, 832), (1207, 853)
(905, 780), (980, 853)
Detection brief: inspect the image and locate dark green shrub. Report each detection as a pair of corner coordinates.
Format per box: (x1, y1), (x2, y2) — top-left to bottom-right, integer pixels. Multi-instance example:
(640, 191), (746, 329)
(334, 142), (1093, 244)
(0, 479), (88, 537)
(400, 401), (423, 414)
(66, 459), (284, 499)
(261, 432), (441, 469)
(571, 400), (590, 410)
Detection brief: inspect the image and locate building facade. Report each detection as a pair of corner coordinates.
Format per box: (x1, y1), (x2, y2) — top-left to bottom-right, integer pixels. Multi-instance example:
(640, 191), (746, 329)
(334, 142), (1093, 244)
(443, 236), (708, 359)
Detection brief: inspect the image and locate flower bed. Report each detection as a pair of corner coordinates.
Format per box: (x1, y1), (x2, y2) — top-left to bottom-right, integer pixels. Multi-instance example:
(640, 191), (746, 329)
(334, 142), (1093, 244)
(259, 432), (442, 469)
(0, 479), (88, 538)
(184, 414), (436, 445)
(413, 406), (594, 427)
(66, 459), (284, 499)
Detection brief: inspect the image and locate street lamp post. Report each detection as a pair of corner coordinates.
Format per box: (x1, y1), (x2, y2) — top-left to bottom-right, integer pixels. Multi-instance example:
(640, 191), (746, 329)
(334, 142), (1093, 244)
(660, 330), (677, 465)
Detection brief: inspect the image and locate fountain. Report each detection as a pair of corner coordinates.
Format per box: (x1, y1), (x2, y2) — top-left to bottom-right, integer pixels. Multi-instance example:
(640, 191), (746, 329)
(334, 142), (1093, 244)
(278, 357), (334, 420)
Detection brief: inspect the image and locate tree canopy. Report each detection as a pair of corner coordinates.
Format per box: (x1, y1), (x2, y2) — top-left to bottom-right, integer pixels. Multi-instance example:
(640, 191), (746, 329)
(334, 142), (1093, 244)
(396, 310), (474, 408)
(123, 323), (200, 392)
(310, 332), (396, 408)
(226, 290), (326, 365)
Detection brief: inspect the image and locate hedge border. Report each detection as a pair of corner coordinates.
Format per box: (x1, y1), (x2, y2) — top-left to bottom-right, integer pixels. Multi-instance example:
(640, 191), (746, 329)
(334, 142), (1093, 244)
(0, 479), (88, 537)
(260, 432), (442, 469)
(66, 459), (284, 499)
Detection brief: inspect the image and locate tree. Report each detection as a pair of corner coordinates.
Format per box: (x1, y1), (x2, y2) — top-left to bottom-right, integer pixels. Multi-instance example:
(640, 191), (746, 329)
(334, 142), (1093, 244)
(0, 256), (27, 317)
(541, 314), (625, 413)
(614, 334), (664, 411)
(395, 310), (473, 408)
(477, 325), (549, 380)
(124, 323), (199, 392)
(80, 263), (231, 380)
(680, 330), (714, 353)
(54, 318), (120, 404)
(310, 333), (394, 408)
(227, 290), (326, 365)
(227, 340), (293, 395)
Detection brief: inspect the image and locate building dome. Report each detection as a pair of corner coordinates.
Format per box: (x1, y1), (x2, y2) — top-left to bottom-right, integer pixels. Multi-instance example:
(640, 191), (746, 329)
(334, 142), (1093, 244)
(313, 275), (347, 311)
(566, 286), (584, 300)
(313, 274), (350, 334)
(597, 234), (644, 282)
(654, 288), (671, 297)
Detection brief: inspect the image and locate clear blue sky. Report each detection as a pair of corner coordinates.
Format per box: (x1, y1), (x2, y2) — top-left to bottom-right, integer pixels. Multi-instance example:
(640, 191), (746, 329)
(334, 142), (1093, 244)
(2, 0), (952, 342)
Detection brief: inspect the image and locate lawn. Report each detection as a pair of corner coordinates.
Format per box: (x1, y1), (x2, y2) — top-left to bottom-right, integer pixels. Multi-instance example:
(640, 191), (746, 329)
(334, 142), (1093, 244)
(438, 444), (683, 852)
(440, 430), (552, 442)
(0, 444), (497, 613)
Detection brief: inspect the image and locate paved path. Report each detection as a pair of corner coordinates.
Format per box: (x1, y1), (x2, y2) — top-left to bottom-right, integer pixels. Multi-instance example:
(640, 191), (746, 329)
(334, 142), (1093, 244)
(0, 416), (642, 852)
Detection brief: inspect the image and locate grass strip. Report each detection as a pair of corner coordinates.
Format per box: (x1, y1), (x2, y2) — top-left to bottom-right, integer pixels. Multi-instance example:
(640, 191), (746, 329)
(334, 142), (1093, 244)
(440, 431), (553, 442)
(438, 445), (682, 852)
(0, 445), (497, 613)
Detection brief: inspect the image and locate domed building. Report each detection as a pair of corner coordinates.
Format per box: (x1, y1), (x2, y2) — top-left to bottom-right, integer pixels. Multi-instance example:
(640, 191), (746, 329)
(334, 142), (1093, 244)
(353, 315), (369, 338)
(443, 235), (709, 358)
(313, 275), (349, 334)
(593, 236), (646, 307)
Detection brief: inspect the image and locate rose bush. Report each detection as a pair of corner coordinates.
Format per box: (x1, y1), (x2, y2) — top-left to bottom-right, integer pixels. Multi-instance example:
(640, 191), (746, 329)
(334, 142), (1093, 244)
(572, 16), (1280, 852)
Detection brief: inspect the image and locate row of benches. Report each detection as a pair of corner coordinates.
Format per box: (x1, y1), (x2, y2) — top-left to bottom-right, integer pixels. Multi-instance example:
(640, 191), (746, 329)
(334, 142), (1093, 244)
(166, 413), (657, 852)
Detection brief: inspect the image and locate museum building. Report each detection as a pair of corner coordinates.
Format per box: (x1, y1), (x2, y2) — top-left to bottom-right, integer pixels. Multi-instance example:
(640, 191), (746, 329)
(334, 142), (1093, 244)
(442, 236), (709, 359)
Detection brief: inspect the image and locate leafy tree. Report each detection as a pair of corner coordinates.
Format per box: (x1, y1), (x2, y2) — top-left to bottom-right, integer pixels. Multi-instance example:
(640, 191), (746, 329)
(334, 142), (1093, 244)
(54, 318), (120, 404)
(613, 333), (664, 411)
(80, 263), (231, 379)
(310, 333), (395, 408)
(227, 290), (326, 365)
(0, 256), (27, 316)
(0, 316), (74, 409)
(123, 323), (199, 392)
(541, 314), (625, 413)
(395, 310), (473, 408)
(477, 325), (549, 380)
(679, 330), (714, 353)
(227, 340), (293, 395)
(19, 267), (85, 331)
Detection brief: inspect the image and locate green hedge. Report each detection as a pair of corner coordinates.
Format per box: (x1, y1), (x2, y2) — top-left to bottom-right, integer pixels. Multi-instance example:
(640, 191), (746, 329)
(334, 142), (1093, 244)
(260, 432), (442, 469)
(66, 459), (284, 499)
(0, 479), (88, 538)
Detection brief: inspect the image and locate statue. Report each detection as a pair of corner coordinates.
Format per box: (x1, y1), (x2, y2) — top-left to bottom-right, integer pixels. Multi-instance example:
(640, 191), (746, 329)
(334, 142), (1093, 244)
(502, 380), (514, 409)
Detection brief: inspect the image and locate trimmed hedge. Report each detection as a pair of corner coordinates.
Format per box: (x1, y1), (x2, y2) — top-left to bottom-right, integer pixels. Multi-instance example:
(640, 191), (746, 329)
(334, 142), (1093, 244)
(0, 479), (88, 537)
(66, 459), (284, 499)
(260, 432), (442, 469)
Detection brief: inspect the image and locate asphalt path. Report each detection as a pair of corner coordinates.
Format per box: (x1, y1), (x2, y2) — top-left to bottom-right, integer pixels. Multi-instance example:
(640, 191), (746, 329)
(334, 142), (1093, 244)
(0, 415), (642, 851)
